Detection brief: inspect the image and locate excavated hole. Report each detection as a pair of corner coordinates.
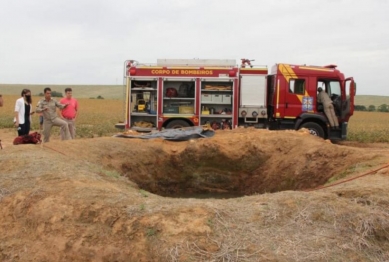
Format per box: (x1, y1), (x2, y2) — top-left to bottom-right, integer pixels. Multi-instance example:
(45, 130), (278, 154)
(117, 142), (337, 199)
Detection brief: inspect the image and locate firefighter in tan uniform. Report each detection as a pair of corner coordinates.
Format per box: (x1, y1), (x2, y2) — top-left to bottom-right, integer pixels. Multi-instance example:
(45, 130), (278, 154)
(36, 87), (71, 142)
(317, 87), (339, 129)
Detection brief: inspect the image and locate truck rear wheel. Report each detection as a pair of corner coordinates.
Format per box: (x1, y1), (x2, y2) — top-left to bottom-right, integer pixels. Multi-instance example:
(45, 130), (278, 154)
(300, 122), (325, 138)
(165, 119), (191, 129)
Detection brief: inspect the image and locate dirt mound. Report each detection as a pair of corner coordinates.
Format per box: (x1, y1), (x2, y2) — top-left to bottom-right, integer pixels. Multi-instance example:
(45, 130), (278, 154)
(1, 128), (389, 261)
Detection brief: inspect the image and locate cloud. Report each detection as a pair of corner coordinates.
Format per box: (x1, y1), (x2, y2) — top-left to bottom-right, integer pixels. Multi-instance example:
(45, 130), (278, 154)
(0, 0), (388, 95)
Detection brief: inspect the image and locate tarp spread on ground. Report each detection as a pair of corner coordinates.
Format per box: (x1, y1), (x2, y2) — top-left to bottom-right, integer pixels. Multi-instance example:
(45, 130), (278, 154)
(114, 126), (215, 141)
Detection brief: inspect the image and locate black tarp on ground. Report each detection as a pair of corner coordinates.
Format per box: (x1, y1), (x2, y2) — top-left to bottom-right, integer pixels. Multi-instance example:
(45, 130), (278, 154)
(114, 126), (215, 141)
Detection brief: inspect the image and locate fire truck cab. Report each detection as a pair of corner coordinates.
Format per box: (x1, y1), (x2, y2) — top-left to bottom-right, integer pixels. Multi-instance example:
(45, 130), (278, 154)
(117, 59), (356, 140)
(265, 63), (356, 140)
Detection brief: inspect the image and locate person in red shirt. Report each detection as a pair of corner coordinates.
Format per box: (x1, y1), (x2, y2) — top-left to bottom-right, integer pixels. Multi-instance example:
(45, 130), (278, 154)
(60, 88), (78, 139)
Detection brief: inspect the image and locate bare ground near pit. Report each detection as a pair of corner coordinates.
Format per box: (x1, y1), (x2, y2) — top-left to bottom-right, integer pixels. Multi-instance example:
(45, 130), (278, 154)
(1, 128), (389, 262)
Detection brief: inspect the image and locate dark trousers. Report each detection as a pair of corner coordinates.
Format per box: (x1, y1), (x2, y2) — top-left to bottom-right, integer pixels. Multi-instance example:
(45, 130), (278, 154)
(18, 121), (30, 136)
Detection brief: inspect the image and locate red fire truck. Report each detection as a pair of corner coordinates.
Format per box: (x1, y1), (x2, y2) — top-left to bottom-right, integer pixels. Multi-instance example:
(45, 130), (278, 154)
(116, 58), (356, 140)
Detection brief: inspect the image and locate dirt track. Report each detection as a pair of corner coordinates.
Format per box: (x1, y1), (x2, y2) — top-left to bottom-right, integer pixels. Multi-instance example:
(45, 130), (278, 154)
(1, 128), (389, 261)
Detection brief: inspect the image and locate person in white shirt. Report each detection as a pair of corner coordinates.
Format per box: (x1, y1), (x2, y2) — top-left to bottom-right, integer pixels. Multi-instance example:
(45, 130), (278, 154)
(14, 89), (35, 136)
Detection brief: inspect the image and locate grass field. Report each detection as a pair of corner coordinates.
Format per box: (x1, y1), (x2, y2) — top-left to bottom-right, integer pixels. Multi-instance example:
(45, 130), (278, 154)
(1, 94), (388, 142)
(0, 95), (124, 138)
(0, 84), (125, 99)
(347, 111), (389, 142)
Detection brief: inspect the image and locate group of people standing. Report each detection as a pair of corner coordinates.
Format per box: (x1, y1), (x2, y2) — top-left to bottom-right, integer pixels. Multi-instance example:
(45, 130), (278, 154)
(14, 87), (78, 142)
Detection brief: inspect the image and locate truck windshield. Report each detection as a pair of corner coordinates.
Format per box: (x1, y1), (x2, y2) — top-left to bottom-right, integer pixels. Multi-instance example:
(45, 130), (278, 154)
(328, 81), (341, 96)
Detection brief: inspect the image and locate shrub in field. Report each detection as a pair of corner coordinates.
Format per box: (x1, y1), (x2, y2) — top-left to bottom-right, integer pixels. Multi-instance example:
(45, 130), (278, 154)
(377, 104), (389, 112)
(354, 105), (367, 111)
(368, 105), (376, 111)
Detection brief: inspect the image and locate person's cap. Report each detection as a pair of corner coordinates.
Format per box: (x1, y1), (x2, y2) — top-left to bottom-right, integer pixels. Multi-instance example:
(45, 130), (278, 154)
(318, 87), (323, 92)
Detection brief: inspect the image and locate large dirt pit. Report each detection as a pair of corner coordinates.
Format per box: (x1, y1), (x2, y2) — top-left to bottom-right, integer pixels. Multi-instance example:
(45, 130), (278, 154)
(1, 128), (389, 261)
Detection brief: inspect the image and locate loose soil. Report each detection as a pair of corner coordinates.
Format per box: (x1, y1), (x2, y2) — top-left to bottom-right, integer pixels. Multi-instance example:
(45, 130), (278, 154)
(1, 128), (389, 262)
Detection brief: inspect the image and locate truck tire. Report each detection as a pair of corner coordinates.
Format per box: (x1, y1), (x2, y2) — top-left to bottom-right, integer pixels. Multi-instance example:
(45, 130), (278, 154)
(165, 119), (191, 129)
(300, 122), (325, 138)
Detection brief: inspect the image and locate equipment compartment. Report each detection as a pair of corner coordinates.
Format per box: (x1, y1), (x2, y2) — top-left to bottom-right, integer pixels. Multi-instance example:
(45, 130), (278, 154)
(162, 79), (196, 114)
(200, 81), (234, 119)
(129, 79), (158, 130)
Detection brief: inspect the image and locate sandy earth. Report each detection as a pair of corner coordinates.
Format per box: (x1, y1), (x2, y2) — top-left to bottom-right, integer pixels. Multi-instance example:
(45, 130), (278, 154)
(1, 128), (389, 262)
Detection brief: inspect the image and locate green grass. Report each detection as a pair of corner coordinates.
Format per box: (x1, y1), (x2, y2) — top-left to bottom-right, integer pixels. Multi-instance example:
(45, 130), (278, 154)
(102, 170), (121, 179)
(146, 227), (157, 237)
(140, 204), (146, 211)
(139, 189), (149, 198)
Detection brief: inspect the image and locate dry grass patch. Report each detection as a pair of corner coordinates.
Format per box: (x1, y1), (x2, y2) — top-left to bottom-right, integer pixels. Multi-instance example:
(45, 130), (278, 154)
(161, 191), (389, 261)
(348, 111), (389, 142)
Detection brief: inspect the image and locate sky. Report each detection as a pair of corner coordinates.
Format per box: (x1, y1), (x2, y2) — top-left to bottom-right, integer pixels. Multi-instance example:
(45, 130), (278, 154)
(0, 0), (388, 95)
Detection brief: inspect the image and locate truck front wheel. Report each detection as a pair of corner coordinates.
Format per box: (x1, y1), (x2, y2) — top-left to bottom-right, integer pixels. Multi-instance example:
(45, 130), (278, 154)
(165, 119), (191, 129)
(300, 122), (325, 138)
